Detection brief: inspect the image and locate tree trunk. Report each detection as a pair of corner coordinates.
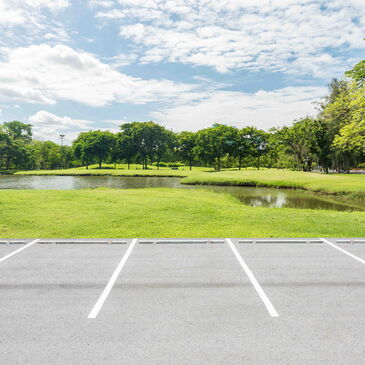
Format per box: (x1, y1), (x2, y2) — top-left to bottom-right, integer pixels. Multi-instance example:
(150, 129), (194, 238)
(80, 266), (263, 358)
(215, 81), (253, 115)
(189, 159), (192, 171)
(217, 156), (221, 171)
(99, 159), (102, 169)
(238, 156), (242, 170)
(128, 160), (130, 170)
(257, 156), (260, 170)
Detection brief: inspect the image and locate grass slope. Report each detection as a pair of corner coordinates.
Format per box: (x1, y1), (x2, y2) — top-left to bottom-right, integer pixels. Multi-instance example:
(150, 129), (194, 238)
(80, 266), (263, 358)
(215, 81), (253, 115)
(16, 167), (365, 197)
(181, 170), (365, 198)
(1, 188), (364, 238)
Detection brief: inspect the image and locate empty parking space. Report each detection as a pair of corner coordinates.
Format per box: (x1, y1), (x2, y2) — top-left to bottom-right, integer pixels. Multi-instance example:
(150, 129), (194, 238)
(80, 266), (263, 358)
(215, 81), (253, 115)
(0, 238), (364, 364)
(86, 242), (276, 364)
(235, 241), (365, 364)
(0, 242), (129, 365)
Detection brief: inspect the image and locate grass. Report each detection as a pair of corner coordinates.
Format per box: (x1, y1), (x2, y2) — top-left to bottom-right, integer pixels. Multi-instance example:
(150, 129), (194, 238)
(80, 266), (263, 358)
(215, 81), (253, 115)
(181, 169), (365, 198)
(15, 167), (365, 198)
(1, 188), (364, 238)
(14, 163), (209, 177)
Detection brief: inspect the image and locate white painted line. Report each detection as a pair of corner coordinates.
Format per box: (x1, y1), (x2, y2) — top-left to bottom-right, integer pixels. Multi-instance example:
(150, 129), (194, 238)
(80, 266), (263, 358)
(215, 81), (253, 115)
(226, 238), (279, 318)
(321, 238), (365, 265)
(0, 239), (40, 264)
(88, 238), (138, 319)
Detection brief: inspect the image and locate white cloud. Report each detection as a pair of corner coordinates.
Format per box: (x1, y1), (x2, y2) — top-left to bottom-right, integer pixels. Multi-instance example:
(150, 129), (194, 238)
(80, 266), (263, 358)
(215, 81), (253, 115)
(151, 86), (327, 131)
(29, 110), (94, 144)
(106, 53), (138, 68)
(28, 85), (327, 144)
(0, 44), (197, 106)
(0, 0), (70, 45)
(0, 0), (25, 25)
(29, 110), (122, 144)
(23, 0), (69, 11)
(95, 0), (365, 77)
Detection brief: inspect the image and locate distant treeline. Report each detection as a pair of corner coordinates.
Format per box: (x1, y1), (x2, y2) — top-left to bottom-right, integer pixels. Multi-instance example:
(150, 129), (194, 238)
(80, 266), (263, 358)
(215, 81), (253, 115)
(1, 61), (364, 173)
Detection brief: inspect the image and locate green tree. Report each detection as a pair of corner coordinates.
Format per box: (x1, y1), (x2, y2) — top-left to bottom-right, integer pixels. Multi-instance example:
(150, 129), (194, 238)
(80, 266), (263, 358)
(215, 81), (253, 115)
(195, 124), (237, 171)
(345, 60), (365, 86)
(244, 127), (269, 170)
(73, 130), (115, 169)
(232, 128), (251, 170)
(119, 121), (173, 169)
(113, 126), (138, 169)
(176, 131), (196, 170)
(3, 121), (32, 143)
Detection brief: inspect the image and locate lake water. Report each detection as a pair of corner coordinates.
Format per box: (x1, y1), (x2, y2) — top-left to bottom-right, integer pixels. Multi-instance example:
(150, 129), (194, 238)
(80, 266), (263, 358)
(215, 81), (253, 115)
(0, 175), (363, 212)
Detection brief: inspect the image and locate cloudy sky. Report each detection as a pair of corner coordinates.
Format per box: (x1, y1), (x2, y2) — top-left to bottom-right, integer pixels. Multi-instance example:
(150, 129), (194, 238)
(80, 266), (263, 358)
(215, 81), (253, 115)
(0, 0), (364, 144)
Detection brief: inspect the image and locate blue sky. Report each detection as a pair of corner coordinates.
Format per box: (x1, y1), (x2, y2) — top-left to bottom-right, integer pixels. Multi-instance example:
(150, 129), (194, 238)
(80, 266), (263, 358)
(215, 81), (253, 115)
(0, 0), (364, 144)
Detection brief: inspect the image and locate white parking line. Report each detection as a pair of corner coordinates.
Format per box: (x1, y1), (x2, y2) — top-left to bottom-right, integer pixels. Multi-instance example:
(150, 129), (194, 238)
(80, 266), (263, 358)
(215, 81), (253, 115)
(88, 238), (138, 319)
(226, 238), (279, 318)
(321, 238), (365, 265)
(0, 239), (40, 264)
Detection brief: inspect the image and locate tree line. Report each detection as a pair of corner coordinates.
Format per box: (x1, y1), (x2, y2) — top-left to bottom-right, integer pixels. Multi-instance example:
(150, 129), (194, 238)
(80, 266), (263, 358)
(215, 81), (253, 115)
(1, 60), (364, 173)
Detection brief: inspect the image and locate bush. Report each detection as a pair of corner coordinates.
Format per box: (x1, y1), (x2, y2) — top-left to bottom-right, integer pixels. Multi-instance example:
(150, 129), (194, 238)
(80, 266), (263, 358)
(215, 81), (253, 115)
(152, 162), (185, 168)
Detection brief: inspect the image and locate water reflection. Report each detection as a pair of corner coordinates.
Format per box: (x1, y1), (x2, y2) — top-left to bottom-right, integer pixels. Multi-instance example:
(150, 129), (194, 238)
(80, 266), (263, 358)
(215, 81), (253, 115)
(0, 175), (363, 212)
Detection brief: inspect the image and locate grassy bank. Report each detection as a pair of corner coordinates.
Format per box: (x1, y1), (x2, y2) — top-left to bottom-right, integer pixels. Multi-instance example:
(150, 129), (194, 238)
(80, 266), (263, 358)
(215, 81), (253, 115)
(0, 188), (364, 238)
(15, 167), (365, 198)
(14, 163), (209, 177)
(181, 170), (365, 198)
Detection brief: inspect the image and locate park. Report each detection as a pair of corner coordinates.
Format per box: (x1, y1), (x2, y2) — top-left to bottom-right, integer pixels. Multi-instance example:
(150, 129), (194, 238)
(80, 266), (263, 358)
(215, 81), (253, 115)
(1, 1), (365, 364)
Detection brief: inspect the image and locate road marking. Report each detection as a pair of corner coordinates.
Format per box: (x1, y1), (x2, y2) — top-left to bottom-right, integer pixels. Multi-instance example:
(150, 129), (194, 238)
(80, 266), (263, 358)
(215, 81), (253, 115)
(226, 238), (279, 318)
(88, 238), (138, 319)
(0, 239), (40, 264)
(321, 238), (365, 265)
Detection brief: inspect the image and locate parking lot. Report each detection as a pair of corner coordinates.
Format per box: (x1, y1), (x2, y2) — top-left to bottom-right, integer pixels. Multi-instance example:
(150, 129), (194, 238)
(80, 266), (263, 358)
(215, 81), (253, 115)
(0, 238), (364, 364)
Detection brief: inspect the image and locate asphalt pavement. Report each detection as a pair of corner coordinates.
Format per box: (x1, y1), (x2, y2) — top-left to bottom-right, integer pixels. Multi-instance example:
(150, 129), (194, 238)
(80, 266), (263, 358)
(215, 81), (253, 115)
(0, 238), (364, 365)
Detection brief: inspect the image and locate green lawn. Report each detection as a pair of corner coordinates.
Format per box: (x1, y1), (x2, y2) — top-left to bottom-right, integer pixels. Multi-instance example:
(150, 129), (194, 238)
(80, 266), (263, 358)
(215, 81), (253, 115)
(1, 188), (364, 238)
(181, 170), (365, 198)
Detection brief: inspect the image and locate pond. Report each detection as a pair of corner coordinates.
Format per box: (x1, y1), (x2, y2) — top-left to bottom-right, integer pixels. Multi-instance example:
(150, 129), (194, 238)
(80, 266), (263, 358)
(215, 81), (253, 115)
(0, 175), (363, 212)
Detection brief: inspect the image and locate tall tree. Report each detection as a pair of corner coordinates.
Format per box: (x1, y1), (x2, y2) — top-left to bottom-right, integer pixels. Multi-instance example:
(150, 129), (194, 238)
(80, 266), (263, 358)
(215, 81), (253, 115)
(195, 124), (237, 171)
(176, 131), (196, 170)
(3, 121), (32, 143)
(244, 127), (269, 170)
(232, 128), (251, 170)
(73, 130), (115, 169)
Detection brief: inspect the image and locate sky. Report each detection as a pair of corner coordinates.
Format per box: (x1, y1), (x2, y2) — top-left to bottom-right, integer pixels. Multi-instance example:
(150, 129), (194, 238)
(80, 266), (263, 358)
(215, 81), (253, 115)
(0, 0), (364, 144)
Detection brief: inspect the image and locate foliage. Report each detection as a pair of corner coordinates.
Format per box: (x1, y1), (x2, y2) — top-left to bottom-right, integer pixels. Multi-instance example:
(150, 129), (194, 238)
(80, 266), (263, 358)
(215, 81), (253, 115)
(345, 60), (365, 86)
(176, 131), (196, 170)
(195, 124), (237, 170)
(72, 130), (115, 169)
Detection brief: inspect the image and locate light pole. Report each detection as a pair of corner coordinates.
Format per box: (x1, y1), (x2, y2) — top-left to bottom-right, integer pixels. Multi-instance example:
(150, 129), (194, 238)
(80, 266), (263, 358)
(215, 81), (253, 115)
(60, 134), (65, 146)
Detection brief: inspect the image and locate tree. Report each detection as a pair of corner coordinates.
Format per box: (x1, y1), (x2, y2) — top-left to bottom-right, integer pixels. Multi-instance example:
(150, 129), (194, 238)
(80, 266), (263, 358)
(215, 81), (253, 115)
(176, 131), (196, 170)
(113, 128), (138, 169)
(3, 121), (32, 143)
(151, 125), (174, 170)
(332, 83), (365, 170)
(244, 127), (269, 170)
(195, 124), (237, 171)
(72, 130), (115, 169)
(0, 124), (35, 169)
(345, 60), (365, 86)
(232, 128), (251, 170)
(119, 121), (173, 169)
